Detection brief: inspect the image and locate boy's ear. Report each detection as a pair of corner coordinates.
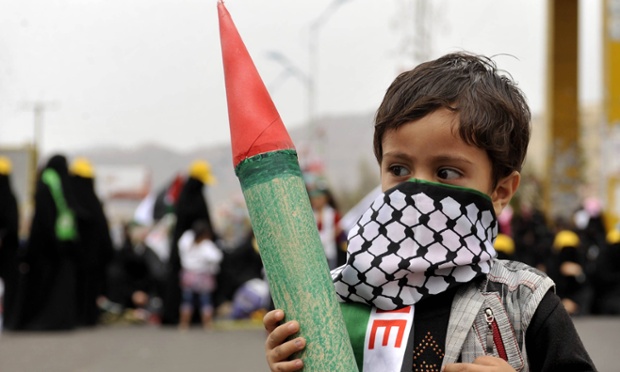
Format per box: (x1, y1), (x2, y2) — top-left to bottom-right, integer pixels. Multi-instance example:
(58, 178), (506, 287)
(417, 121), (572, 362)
(491, 171), (520, 215)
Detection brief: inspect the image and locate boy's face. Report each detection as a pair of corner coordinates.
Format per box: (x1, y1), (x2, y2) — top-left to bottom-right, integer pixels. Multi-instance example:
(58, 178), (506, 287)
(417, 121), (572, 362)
(380, 108), (519, 216)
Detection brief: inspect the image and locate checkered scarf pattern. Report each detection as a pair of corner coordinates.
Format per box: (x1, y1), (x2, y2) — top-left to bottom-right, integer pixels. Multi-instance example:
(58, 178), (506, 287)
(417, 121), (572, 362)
(332, 179), (497, 310)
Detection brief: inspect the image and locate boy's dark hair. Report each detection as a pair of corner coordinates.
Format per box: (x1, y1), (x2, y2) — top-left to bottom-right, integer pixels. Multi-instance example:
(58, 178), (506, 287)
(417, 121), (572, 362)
(373, 52), (531, 186)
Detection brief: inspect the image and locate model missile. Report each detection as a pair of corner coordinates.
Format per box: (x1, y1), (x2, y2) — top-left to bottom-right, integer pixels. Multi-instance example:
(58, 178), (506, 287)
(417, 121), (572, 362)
(218, 1), (357, 370)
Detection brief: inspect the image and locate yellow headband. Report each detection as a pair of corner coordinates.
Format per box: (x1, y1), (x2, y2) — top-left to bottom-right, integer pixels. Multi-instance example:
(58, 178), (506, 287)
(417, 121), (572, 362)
(189, 160), (216, 185)
(70, 157), (95, 178)
(553, 230), (580, 251)
(0, 156), (12, 175)
(607, 229), (620, 245)
(494, 233), (515, 255)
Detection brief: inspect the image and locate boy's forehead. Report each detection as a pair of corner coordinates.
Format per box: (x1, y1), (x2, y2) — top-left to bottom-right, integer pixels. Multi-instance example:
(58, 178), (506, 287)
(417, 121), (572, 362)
(379, 111), (484, 162)
(380, 110), (461, 141)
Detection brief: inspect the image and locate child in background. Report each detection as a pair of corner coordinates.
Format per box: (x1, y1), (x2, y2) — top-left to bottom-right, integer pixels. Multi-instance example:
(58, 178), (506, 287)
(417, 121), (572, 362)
(305, 174), (345, 269)
(178, 220), (222, 330)
(263, 52), (595, 371)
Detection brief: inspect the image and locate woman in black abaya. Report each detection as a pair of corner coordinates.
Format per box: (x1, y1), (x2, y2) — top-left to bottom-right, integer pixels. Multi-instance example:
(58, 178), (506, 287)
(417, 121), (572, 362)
(0, 157), (20, 330)
(15, 154), (81, 331)
(161, 160), (217, 325)
(70, 158), (114, 326)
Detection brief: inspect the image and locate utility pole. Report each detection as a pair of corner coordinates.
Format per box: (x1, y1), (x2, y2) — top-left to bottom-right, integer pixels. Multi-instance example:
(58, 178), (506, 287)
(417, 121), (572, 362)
(413, 0), (432, 64)
(266, 1), (355, 171)
(394, 0), (433, 70)
(307, 0), (353, 162)
(21, 101), (59, 161)
(20, 100), (59, 199)
(265, 50), (311, 116)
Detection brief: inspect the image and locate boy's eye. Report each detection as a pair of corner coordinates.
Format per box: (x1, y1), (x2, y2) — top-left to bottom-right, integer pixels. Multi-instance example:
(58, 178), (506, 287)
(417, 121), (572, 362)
(437, 168), (461, 180)
(389, 165), (410, 177)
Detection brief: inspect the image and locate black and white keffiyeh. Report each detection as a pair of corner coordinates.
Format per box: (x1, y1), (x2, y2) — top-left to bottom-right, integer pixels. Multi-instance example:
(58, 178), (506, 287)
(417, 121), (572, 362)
(332, 179), (498, 310)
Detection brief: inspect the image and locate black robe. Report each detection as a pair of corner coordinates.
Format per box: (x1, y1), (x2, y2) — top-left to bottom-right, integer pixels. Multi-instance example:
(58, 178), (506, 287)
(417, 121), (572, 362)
(0, 172), (20, 330)
(161, 176), (214, 324)
(71, 174), (114, 326)
(14, 155), (81, 331)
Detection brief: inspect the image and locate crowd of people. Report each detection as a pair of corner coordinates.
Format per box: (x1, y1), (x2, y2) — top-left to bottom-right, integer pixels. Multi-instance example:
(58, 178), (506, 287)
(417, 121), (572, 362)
(1, 149), (620, 333)
(0, 154), (267, 331)
(1, 154), (114, 330)
(495, 197), (620, 316)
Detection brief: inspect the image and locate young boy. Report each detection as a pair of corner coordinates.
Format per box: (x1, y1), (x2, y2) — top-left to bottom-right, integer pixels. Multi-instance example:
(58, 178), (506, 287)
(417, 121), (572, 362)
(263, 52), (596, 372)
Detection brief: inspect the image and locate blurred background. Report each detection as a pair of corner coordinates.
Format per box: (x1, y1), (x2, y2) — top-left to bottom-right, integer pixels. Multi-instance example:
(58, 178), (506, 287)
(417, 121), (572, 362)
(0, 0), (614, 222)
(0, 0), (619, 370)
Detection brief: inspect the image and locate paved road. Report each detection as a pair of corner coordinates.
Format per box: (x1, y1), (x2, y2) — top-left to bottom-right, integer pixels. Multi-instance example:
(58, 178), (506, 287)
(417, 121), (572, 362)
(0, 317), (617, 371)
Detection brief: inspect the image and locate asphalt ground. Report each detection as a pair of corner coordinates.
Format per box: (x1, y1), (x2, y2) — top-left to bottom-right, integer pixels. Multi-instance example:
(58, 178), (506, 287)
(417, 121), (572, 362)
(0, 317), (617, 371)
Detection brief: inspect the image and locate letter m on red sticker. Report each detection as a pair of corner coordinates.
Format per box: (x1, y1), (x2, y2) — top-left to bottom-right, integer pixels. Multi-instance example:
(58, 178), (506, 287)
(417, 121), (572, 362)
(368, 319), (407, 349)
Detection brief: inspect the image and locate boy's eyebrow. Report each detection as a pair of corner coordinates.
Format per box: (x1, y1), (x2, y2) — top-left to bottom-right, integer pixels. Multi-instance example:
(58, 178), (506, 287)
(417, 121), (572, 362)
(432, 154), (475, 166)
(382, 151), (410, 161)
(382, 151), (475, 166)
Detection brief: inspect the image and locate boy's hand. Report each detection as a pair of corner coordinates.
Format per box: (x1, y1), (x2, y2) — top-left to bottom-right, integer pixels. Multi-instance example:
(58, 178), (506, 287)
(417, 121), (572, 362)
(264, 309), (306, 372)
(443, 356), (516, 371)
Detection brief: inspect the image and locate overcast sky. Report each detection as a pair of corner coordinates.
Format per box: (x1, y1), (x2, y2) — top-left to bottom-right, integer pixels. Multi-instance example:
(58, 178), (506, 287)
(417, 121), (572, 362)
(0, 0), (603, 157)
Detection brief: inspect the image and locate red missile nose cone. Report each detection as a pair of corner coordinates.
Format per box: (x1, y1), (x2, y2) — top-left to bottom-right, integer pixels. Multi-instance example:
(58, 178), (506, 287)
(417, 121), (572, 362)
(218, 1), (295, 167)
